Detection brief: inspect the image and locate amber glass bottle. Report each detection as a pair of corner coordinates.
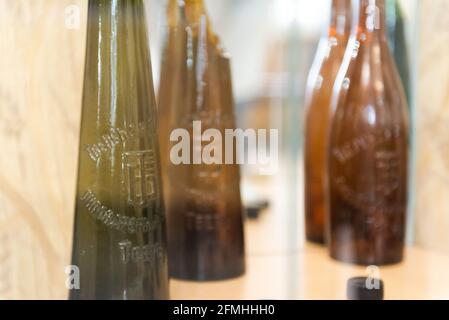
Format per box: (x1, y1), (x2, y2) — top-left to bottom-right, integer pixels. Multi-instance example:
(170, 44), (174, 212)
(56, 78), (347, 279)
(158, 0), (245, 281)
(304, 0), (352, 244)
(70, 0), (169, 299)
(328, 0), (409, 265)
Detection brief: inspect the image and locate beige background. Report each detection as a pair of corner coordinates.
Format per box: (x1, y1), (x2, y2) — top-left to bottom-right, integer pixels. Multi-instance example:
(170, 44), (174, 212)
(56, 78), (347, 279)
(0, 0), (86, 299)
(414, 0), (449, 253)
(0, 0), (447, 299)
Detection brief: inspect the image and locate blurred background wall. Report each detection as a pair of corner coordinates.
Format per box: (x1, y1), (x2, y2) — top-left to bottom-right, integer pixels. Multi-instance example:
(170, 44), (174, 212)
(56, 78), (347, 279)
(414, 0), (449, 253)
(0, 0), (447, 300)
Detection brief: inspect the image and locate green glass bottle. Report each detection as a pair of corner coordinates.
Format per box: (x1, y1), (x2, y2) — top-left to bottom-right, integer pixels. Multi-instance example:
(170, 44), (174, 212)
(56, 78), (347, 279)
(70, 0), (169, 300)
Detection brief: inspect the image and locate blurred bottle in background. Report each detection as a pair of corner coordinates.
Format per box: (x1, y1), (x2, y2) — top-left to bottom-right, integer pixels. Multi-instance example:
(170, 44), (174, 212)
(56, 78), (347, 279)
(386, 0), (411, 105)
(304, 0), (352, 244)
(158, 0), (245, 281)
(70, 0), (169, 299)
(158, 0), (181, 208)
(328, 0), (409, 265)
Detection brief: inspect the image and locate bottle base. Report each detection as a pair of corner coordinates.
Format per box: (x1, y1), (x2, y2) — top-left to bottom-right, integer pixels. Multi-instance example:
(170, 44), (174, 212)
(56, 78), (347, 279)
(306, 235), (326, 245)
(170, 266), (245, 282)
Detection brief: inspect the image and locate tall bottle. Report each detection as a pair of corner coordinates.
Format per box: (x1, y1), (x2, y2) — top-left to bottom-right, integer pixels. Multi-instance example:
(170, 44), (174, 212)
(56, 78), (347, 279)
(304, 0), (352, 244)
(158, 0), (245, 281)
(329, 0), (409, 265)
(70, 0), (169, 299)
(158, 0), (182, 186)
(386, 0), (410, 104)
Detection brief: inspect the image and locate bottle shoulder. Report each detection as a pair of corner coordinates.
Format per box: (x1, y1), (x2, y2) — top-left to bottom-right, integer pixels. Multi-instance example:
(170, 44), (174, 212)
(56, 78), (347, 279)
(305, 37), (349, 112)
(332, 37), (409, 115)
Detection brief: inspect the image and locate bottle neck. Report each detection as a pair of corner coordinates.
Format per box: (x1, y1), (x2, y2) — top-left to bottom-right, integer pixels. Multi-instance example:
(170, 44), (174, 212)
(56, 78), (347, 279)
(327, 0), (352, 37)
(177, 0), (218, 44)
(167, 0), (180, 26)
(356, 0), (388, 40)
(180, 0), (207, 20)
(84, 0), (154, 126)
(87, 0), (147, 26)
(183, 0), (205, 7)
(88, 0), (146, 11)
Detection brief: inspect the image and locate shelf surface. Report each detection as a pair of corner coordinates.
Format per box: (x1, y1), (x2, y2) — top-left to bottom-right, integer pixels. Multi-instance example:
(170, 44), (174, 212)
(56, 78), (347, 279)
(171, 244), (449, 300)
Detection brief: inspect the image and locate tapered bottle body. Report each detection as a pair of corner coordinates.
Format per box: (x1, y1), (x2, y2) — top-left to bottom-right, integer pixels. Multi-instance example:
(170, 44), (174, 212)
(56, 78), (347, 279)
(329, 0), (409, 265)
(304, 0), (352, 244)
(158, 0), (245, 281)
(70, 0), (169, 299)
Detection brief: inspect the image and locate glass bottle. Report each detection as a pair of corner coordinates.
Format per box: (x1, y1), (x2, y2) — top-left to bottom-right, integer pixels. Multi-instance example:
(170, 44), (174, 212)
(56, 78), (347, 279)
(329, 0), (409, 265)
(70, 0), (169, 299)
(158, 0), (182, 188)
(386, 0), (411, 104)
(304, 0), (353, 244)
(158, 0), (245, 281)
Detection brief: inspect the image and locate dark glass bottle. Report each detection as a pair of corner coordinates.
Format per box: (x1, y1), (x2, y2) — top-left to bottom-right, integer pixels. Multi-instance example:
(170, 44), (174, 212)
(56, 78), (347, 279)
(70, 0), (169, 299)
(304, 0), (353, 244)
(158, 0), (245, 281)
(329, 0), (409, 265)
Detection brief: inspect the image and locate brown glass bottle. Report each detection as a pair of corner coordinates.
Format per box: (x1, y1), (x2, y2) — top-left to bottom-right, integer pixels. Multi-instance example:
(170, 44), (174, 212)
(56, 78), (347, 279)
(304, 0), (352, 244)
(158, 0), (245, 281)
(158, 0), (182, 191)
(328, 0), (409, 265)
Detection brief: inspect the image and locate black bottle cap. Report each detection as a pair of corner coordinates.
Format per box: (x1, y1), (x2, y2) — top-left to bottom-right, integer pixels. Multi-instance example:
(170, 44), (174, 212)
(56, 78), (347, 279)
(347, 277), (384, 300)
(245, 200), (270, 219)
